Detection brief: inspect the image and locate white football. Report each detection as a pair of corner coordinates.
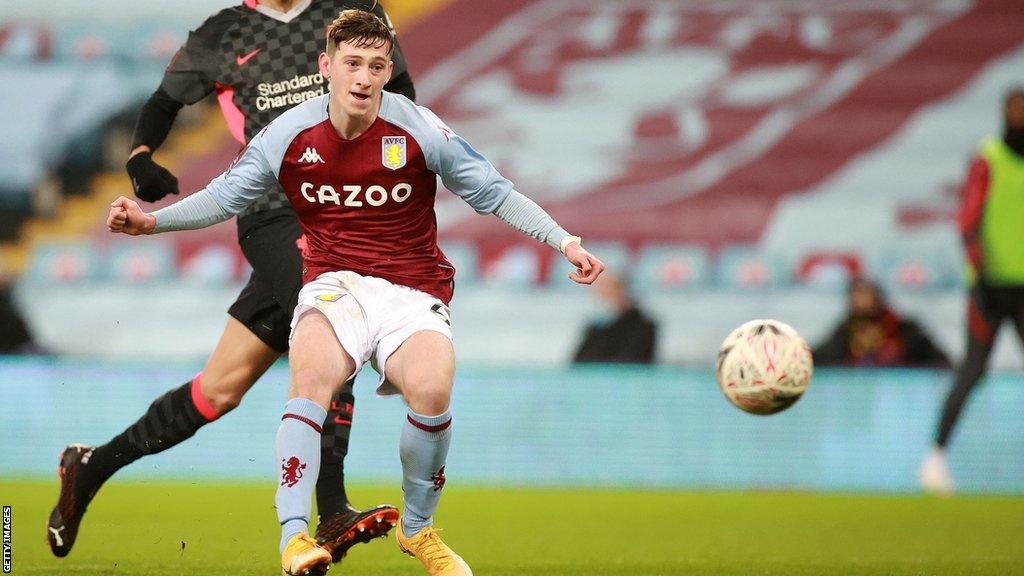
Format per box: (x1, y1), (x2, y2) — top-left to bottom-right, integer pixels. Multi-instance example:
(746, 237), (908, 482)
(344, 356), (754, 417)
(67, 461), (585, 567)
(715, 319), (813, 415)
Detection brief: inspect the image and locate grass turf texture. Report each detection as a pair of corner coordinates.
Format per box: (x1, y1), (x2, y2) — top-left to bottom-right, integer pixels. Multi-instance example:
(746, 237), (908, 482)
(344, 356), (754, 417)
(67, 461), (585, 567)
(2, 481), (1022, 575)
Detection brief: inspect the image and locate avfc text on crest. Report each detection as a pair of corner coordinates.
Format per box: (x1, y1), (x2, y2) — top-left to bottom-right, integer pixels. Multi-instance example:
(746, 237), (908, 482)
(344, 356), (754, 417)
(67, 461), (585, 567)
(382, 136), (407, 170)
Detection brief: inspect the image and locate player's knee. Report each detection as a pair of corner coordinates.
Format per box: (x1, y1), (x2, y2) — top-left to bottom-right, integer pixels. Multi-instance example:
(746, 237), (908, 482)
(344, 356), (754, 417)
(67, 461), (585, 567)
(200, 378), (245, 416)
(406, 378), (452, 415)
(291, 366), (336, 400)
(200, 367), (259, 415)
(204, 388), (243, 415)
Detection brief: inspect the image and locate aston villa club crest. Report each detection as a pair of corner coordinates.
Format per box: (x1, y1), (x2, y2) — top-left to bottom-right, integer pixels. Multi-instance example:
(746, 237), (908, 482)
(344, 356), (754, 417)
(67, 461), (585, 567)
(382, 136), (407, 170)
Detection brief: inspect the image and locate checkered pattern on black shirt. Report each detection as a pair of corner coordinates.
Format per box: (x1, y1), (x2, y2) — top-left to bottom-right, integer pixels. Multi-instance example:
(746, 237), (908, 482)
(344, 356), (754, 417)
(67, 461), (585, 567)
(159, 0), (415, 217)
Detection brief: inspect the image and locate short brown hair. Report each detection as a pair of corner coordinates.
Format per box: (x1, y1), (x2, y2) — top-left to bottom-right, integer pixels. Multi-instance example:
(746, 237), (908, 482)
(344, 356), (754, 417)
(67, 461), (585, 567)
(326, 9), (393, 57)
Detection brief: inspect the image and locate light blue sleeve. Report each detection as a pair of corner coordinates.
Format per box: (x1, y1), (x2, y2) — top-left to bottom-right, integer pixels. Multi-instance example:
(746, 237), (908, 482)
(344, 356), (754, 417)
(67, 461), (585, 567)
(151, 95), (329, 232)
(203, 127), (282, 215)
(168, 95), (328, 221)
(151, 129), (278, 232)
(379, 93), (513, 214)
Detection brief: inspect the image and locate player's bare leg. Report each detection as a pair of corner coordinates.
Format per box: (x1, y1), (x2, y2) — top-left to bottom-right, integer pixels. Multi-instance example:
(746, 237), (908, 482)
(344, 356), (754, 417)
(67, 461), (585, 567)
(278, 310), (354, 575)
(50, 311), (396, 558)
(200, 316), (282, 412)
(386, 331), (471, 576)
(48, 317), (275, 556)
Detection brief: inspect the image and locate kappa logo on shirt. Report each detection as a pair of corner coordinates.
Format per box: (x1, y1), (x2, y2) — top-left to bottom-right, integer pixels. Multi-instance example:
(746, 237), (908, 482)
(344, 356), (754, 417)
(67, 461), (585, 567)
(298, 147), (325, 164)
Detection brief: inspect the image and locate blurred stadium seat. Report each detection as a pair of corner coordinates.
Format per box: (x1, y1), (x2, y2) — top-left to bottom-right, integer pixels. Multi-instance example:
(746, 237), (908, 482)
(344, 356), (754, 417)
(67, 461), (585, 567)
(0, 61), (154, 200)
(481, 244), (542, 287)
(872, 244), (963, 292)
(1, 20), (190, 63)
(632, 244), (711, 291)
(24, 241), (102, 283)
(794, 251), (863, 291)
(546, 241), (631, 288)
(716, 245), (789, 291)
(0, 19), (176, 226)
(180, 244), (242, 285)
(106, 241), (175, 284)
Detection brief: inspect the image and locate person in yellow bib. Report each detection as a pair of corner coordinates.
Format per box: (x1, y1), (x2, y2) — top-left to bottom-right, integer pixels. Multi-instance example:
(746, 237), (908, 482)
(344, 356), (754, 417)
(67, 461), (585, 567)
(920, 86), (1024, 495)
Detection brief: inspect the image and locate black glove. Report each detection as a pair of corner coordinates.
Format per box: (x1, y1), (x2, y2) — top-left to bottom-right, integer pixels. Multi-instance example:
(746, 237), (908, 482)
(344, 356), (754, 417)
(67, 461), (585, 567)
(126, 152), (179, 203)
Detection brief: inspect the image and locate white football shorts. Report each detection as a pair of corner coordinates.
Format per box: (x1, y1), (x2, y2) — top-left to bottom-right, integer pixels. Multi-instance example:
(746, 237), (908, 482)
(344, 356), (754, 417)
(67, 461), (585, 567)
(290, 270), (453, 396)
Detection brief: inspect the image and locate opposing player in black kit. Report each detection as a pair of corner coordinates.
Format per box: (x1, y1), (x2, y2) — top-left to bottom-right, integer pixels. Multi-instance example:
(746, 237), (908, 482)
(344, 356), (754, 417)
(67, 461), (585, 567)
(47, 0), (414, 562)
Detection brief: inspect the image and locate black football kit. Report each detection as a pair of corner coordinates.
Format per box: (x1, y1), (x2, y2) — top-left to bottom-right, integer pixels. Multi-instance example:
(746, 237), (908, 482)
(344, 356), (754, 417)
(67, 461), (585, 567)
(133, 0), (415, 349)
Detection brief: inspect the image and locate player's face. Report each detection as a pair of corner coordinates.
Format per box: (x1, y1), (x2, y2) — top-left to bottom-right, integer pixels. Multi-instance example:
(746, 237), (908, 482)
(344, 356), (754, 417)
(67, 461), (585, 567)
(320, 40), (393, 119)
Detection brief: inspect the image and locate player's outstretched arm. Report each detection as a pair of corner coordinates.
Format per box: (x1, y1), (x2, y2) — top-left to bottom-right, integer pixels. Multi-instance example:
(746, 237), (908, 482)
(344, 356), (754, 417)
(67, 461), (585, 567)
(107, 196), (156, 235)
(562, 238), (604, 285)
(106, 184), (240, 235)
(407, 98), (604, 285)
(488, 191), (604, 286)
(112, 124), (279, 235)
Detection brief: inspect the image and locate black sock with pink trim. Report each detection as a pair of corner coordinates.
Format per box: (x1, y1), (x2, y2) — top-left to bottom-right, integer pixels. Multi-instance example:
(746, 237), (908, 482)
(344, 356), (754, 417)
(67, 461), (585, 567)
(316, 379), (355, 519)
(77, 376), (218, 500)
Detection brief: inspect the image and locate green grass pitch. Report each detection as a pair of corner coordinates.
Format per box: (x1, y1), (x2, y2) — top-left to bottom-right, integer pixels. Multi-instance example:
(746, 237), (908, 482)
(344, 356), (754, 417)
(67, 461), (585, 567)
(3, 480), (1023, 575)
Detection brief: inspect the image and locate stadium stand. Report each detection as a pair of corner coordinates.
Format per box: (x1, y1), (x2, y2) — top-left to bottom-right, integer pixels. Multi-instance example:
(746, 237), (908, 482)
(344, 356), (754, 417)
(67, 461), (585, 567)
(871, 243), (963, 292)
(481, 244), (544, 287)
(106, 241), (177, 284)
(795, 251), (863, 290)
(23, 241), (100, 284)
(4, 0), (1024, 371)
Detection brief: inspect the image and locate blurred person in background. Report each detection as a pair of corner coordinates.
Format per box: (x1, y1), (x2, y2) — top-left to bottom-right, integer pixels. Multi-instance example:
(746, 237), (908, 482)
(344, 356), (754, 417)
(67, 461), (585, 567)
(47, 0), (415, 562)
(573, 272), (658, 364)
(812, 277), (949, 368)
(920, 86), (1024, 496)
(0, 268), (40, 354)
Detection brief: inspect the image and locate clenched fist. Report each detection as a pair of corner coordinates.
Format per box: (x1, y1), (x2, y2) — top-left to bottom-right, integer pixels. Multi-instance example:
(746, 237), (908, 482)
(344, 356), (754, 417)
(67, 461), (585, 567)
(107, 196), (157, 235)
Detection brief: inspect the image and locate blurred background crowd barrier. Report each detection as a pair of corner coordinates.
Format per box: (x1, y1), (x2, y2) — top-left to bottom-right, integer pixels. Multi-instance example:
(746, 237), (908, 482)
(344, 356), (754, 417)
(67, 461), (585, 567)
(2, 359), (1022, 491)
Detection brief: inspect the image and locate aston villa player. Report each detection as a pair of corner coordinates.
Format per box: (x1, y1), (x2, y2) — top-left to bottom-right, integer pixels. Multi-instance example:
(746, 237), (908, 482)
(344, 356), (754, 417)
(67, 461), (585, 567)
(48, 0), (414, 563)
(106, 10), (603, 574)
